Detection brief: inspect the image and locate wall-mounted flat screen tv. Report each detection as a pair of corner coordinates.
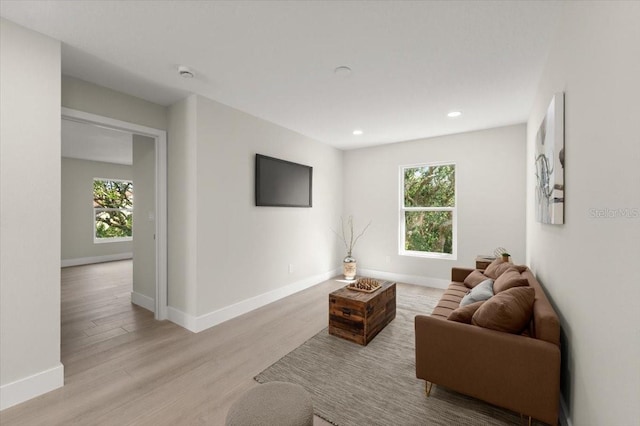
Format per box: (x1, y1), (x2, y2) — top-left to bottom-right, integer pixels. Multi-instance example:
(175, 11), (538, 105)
(255, 154), (312, 207)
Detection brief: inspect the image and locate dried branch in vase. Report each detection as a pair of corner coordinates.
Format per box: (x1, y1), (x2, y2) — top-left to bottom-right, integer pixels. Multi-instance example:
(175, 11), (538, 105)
(331, 215), (372, 257)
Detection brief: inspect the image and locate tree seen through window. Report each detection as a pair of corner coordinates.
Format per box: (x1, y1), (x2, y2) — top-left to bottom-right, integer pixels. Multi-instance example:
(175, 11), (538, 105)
(93, 179), (133, 240)
(402, 164), (455, 255)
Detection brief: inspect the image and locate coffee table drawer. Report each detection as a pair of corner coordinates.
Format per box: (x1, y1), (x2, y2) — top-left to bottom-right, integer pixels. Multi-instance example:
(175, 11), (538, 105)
(329, 299), (364, 322)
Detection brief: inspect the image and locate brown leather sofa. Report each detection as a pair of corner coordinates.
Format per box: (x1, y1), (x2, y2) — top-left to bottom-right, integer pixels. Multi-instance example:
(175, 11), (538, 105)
(415, 267), (561, 425)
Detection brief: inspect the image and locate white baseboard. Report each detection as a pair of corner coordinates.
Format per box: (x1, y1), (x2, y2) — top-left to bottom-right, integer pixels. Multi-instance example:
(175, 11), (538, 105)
(61, 252), (133, 267)
(168, 268), (341, 333)
(559, 394), (572, 426)
(358, 268), (450, 289)
(0, 363), (64, 411)
(167, 306), (198, 332)
(131, 291), (155, 313)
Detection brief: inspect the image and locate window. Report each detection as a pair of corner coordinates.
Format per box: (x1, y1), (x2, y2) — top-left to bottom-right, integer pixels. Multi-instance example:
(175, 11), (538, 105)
(93, 178), (133, 243)
(400, 163), (456, 258)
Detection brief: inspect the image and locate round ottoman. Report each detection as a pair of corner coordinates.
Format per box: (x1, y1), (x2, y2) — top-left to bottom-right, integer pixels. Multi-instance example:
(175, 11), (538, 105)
(225, 381), (313, 426)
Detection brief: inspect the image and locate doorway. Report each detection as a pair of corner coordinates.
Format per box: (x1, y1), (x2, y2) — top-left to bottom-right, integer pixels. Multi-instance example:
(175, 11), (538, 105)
(61, 107), (167, 320)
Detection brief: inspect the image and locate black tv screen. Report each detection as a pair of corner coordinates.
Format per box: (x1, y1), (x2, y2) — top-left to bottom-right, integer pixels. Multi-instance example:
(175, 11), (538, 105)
(255, 154), (312, 207)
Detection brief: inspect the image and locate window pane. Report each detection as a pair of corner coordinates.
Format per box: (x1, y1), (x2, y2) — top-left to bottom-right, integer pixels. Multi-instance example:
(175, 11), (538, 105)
(404, 211), (453, 254)
(95, 210), (133, 239)
(93, 180), (134, 209)
(403, 165), (455, 207)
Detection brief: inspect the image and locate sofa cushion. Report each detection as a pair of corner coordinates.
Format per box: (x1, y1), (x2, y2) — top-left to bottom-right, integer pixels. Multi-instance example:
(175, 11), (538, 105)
(460, 279), (494, 306)
(484, 258), (512, 279)
(472, 287), (535, 334)
(493, 267), (529, 293)
(463, 270), (489, 288)
(447, 301), (485, 323)
(431, 282), (468, 320)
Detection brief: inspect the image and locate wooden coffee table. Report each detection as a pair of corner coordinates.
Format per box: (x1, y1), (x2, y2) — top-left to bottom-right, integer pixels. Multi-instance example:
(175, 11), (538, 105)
(328, 280), (396, 345)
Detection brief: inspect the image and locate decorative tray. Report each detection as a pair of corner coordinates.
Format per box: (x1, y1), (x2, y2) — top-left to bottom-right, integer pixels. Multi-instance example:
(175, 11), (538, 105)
(347, 278), (381, 293)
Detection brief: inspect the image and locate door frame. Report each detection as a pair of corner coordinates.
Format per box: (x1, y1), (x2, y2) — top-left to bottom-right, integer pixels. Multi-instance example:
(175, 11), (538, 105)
(62, 107), (168, 320)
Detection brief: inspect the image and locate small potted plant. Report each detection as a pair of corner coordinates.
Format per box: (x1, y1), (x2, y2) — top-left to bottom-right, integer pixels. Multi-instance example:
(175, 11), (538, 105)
(501, 252), (511, 262)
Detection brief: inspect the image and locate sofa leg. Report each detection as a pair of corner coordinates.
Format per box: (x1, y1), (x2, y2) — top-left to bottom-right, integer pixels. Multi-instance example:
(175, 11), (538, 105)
(425, 381), (433, 397)
(520, 414), (532, 426)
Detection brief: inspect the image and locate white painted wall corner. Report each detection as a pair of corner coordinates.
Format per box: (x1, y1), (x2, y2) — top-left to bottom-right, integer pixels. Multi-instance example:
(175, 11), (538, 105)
(131, 292), (155, 313)
(0, 363), (64, 411)
(167, 306), (198, 332)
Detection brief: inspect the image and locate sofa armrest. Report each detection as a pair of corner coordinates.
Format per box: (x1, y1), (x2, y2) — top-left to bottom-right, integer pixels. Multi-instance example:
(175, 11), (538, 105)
(415, 315), (560, 425)
(451, 267), (474, 282)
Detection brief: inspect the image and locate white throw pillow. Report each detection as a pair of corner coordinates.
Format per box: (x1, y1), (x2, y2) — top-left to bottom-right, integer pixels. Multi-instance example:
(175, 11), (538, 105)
(460, 279), (494, 306)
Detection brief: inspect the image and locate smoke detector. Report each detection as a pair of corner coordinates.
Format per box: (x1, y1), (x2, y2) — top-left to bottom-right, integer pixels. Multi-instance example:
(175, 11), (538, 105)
(178, 65), (195, 79)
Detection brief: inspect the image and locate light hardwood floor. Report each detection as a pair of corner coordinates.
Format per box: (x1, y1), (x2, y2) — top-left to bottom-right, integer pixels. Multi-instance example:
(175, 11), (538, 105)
(0, 260), (443, 425)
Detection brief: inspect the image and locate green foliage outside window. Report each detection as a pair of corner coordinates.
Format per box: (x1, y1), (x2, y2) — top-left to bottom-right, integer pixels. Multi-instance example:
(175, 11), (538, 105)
(403, 165), (455, 254)
(94, 179), (133, 239)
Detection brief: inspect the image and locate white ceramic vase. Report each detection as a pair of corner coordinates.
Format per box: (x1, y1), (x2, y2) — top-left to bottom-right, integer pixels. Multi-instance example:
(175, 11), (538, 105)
(343, 255), (356, 280)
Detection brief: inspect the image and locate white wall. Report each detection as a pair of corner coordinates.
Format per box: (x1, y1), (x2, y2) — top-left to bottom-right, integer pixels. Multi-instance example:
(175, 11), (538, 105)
(344, 124), (526, 287)
(61, 157), (133, 262)
(132, 135), (156, 308)
(194, 95), (343, 316)
(525, 3), (640, 425)
(62, 75), (167, 131)
(167, 96), (198, 315)
(167, 94), (343, 329)
(0, 18), (63, 410)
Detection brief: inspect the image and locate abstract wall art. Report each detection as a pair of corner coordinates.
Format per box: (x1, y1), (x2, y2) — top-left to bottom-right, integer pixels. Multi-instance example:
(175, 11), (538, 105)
(535, 92), (565, 224)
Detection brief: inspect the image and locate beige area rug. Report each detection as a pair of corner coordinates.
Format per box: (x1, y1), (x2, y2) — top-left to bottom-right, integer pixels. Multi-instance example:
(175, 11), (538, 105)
(255, 290), (542, 426)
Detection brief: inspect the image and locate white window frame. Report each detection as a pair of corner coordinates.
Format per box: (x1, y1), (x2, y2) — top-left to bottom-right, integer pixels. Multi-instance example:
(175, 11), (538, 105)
(399, 161), (457, 260)
(93, 177), (133, 244)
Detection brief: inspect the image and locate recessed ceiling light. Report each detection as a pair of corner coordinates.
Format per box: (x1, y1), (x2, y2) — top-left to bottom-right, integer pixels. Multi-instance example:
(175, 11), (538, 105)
(447, 111), (462, 118)
(178, 65), (195, 79)
(352, 129), (363, 135)
(334, 66), (352, 76)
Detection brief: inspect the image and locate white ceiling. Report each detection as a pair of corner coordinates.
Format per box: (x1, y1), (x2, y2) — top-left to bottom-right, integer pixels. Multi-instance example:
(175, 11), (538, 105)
(1, 1), (563, 150)
(62, 119), (132, 165)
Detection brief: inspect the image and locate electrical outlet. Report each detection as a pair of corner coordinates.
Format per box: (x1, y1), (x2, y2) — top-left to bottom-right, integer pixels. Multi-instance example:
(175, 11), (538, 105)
(288, 264), (294, 274)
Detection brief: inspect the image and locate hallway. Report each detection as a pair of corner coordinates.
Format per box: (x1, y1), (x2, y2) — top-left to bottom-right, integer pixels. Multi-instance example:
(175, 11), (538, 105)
(61, 260), (156, 361)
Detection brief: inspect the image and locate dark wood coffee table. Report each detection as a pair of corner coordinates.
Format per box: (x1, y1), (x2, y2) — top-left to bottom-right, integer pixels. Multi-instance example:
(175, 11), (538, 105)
(328, 280), (396, 345)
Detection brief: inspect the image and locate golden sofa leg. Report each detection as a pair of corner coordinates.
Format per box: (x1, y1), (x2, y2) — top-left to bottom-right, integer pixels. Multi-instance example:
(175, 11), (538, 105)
(520, 414), (532, 426)
(425, 381), (433, 397)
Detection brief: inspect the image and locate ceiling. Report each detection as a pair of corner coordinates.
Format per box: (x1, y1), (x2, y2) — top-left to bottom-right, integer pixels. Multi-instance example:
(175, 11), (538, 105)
(1, 1), (563, 150)
(62, 119), (132, 165)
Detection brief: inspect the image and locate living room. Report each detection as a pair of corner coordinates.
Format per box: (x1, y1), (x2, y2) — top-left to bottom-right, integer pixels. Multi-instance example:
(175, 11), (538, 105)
(1, 2), (638, 426)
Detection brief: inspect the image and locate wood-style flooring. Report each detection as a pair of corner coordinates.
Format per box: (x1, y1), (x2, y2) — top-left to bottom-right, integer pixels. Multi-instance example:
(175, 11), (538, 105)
(0, 260), (443, 425)
(60, 261), (156, 359)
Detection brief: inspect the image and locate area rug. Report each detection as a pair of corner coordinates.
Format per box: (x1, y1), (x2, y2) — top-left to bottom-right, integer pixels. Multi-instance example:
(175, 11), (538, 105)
(255, 290), (539, 426)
